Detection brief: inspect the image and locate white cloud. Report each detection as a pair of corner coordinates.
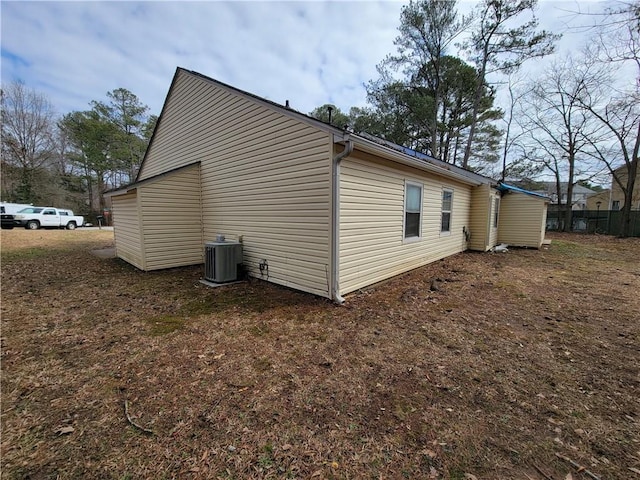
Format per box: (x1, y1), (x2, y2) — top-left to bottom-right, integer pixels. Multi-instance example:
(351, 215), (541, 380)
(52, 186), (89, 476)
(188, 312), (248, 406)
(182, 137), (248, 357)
(0, 0), (622, 121)
(1, 1), (402, 117)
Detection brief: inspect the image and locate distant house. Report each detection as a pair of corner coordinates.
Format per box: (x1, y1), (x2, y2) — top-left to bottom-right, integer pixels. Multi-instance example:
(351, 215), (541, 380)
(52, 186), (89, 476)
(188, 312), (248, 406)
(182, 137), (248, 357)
(611, 164), (640, 211)
(586, 165), (640, 211)
(586, 190), (610, 210)
(534, 182), (596, 210)
(106, 68), (548, 302)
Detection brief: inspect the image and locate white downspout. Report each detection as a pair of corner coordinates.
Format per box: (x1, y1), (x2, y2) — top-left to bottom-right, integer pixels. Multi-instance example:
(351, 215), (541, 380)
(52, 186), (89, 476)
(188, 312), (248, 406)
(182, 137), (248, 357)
(331, 137), (354, 304)
(485, 187), (492, 251)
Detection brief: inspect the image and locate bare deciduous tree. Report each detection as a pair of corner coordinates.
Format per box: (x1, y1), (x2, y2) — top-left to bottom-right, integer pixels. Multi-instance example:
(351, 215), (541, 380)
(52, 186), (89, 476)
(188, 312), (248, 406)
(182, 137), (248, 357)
(519, 57), (603, 231)
(1, 81), (57, 203)
(499, 70), (529, 181)
(577, 3), (639, 237)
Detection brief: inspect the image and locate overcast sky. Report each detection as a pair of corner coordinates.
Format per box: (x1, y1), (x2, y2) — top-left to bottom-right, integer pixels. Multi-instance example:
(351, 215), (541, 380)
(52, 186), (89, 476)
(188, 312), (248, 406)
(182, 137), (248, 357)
(1, 1), (610, 119)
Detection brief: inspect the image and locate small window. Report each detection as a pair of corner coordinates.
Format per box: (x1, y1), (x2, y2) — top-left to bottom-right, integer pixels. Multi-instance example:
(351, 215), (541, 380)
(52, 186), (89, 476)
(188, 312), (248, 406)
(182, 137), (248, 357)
(43, 209), (56, 215)
(493, 197), (500, 228)
(441, 189), (453, 233)
(404, 181), (423, 240)
(612, 200), (620, 210)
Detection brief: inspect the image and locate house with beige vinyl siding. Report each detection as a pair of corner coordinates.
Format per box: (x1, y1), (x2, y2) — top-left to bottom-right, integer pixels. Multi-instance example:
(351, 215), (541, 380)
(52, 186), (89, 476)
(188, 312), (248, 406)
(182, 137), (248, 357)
(107, 67), (547, 302)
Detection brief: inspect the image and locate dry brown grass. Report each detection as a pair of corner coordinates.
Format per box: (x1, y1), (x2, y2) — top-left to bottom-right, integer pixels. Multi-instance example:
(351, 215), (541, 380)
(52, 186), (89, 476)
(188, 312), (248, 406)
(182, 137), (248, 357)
(1, 229), (639, 479)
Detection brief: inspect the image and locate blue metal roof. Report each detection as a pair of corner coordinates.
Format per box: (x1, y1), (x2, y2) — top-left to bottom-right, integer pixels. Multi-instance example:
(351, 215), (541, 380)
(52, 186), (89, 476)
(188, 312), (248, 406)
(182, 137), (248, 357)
(497, 182), (550, 199)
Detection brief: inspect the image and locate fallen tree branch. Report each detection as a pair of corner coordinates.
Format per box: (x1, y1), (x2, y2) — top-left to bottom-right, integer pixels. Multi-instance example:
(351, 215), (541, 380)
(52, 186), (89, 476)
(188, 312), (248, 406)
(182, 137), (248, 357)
(533, 464), (555, 480)
(124, 399), (154, 435)
(555, 452), (601, 480)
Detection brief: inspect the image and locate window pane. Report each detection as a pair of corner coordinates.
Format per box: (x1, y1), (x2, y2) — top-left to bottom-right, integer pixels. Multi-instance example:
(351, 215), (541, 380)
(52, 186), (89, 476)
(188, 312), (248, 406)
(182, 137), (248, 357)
(406, 212), (420, 237)
(441, 212), (451, 232)
(404, 182), (422, 239)
(442, 191), (452, 211)
(406, 184), (421, 212)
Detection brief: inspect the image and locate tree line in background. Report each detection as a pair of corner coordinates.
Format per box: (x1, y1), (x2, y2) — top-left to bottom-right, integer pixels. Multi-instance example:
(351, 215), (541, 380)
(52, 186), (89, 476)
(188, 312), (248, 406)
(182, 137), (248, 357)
(1, 0), (637, 236)
(309, 0), (639, 237)
(1, 83), (156, 220)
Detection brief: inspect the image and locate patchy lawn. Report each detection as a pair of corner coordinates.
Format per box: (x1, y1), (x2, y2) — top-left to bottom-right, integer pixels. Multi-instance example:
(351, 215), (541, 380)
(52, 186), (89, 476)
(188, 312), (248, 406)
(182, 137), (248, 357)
(1, 230), (639, 480)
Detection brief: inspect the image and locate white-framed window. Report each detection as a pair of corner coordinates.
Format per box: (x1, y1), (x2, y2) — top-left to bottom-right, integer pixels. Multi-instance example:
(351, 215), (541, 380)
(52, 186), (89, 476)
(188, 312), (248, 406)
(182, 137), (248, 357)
(404, 181), (423, 240)
(493, 197), (500, 228)
(441, 189), (453, 234)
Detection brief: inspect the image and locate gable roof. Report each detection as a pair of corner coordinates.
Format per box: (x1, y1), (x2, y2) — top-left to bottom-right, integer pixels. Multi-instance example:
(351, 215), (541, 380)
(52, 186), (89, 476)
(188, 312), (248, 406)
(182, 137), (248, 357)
(135, 67), (494, 187)
(105, 161), (200, 197)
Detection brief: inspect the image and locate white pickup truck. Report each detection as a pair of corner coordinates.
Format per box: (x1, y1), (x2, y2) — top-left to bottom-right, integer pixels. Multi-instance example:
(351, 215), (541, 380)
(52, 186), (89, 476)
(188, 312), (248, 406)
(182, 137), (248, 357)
(11, 207), (84, 230)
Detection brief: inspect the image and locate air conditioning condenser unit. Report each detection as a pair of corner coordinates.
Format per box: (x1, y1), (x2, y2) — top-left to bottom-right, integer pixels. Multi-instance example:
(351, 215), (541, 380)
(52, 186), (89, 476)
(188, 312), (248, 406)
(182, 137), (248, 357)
(204, 241), (243, 283)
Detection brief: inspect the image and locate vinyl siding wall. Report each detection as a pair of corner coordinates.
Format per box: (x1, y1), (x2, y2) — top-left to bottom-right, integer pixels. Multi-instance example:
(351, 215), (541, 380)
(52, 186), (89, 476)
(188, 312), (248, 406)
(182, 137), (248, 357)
(469, 184), (490, 251)
(339, 151), (472, 295)
(138, 164), (203, 270)
(498, 192), (547, 248)
(112, 192), (144, 269)
(138, 70), (332, 297)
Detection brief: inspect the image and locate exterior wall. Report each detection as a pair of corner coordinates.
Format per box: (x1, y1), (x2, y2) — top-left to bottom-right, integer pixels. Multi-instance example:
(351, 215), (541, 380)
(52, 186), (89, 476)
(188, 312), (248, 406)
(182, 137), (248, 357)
(498, 192), (547, 248)
(586, 190), (610, 210)
(612, 166), (640, 210)
(339, 151), (472, 295)
(138, 164), (203, 270)
(138, 70), (332, 297)
(468, 184), (490, 251)
(112, 192), (144, 269)
(468, 185), (501, 251)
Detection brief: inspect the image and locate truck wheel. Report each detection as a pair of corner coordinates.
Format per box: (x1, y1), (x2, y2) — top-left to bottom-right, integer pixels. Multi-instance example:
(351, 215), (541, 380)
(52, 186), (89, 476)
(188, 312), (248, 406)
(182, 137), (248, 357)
(66, 222), (77, 230)
(26, 221), (39, 230)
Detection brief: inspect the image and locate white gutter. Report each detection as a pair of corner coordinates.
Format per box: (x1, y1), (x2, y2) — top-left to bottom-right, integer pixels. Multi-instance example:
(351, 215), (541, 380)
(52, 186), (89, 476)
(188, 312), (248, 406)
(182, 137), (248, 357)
(331, 135), (354, 304)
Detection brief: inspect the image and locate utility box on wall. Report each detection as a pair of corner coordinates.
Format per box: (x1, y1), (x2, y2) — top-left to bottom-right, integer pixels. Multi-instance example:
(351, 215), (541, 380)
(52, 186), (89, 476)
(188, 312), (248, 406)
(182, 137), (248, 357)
(204, 241), (243, 283)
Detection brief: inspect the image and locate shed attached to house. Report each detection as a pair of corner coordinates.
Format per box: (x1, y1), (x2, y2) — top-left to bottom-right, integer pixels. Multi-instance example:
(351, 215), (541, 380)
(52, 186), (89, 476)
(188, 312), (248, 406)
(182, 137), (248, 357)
(109, 67), (539, 301)
(497, 183), (549, 249)
(109, 163), (203, 270)
(468, 184), (502, 252)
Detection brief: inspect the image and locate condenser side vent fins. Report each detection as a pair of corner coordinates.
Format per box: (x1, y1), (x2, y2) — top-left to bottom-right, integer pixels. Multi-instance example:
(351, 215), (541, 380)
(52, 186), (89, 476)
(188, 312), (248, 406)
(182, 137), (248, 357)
(204, 241), (243, 283)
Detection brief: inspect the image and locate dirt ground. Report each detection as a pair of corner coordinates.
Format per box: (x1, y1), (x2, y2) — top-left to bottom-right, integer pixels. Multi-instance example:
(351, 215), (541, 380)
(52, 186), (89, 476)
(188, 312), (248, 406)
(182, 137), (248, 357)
(1, 229), (639, 479)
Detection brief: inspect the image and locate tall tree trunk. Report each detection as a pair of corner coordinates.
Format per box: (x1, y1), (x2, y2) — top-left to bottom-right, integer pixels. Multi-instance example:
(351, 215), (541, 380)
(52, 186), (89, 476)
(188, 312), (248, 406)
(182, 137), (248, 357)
(563, 143), (577, 232)
(18, 167), (34, 203)
(553, 172), (564, 231)
(97, 172), (106, 213)
(431, 62), (440, 158)
(462, 53), (488, 169)
(462, 90), (481, 169)
(620, 123), (639, 237)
